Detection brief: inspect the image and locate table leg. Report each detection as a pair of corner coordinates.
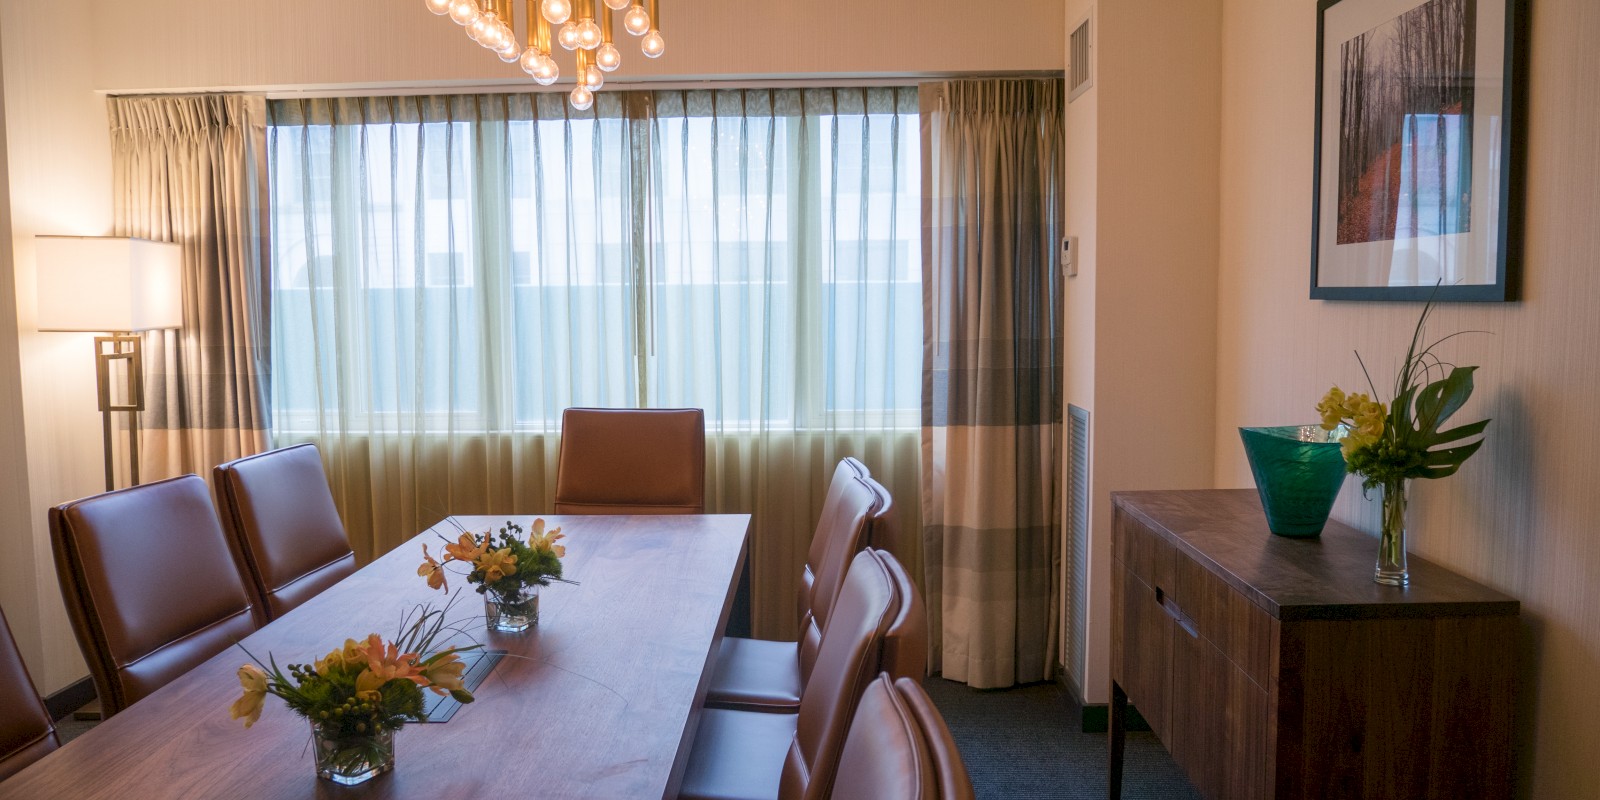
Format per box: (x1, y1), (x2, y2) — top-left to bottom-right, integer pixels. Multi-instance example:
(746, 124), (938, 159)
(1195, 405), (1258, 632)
(1109, 679), (1127, 800)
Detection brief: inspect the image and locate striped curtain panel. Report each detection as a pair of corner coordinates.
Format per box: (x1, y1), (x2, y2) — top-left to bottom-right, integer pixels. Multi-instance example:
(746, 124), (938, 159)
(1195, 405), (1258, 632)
(109, 95), (272, 481)
(920, 80), (1064, 688)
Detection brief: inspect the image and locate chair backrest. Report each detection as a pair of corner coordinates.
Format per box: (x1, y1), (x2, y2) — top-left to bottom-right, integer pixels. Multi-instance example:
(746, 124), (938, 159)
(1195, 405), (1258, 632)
(878, 547), (929, 683)
(50, 475), (262, 716)
(893, 677), (975, 800)
(214, 443), (357, 620)
(831, 674), (975, 800)
(779, 548), (900, 800)
(0, 606), (58, 782)
(798, 462), (890, 688)
(553, 407), (706, 515)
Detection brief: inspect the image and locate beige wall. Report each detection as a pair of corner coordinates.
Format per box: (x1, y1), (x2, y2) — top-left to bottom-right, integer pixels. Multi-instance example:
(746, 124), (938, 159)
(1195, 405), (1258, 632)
(1, 0), (116, 694)
(0, 41), (46, 692)
(1216, 0), (1600, 795)
(1063, 0), (1223, 705)
(91, 0), (1065, 93)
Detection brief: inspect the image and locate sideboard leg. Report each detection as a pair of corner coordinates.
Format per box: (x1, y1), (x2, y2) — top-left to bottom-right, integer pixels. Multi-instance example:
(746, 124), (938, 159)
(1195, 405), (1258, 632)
(1109, 679), (1127, 800)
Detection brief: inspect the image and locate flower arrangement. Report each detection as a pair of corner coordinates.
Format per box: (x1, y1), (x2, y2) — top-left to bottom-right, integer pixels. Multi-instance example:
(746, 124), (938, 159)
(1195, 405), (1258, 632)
(419, 519), (567, 630)
(1315, 299), (1490, 584)
(229, 605), (478, 784)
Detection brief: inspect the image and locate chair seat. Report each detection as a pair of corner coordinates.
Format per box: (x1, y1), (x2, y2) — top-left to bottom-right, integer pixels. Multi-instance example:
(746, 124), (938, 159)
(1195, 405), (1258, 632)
(679, 707), (797, 800)
(704, 637), (803, 713)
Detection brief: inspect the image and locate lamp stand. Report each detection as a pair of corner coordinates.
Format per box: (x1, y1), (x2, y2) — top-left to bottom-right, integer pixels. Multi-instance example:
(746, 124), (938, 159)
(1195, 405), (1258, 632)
(93, 333), (144, 493)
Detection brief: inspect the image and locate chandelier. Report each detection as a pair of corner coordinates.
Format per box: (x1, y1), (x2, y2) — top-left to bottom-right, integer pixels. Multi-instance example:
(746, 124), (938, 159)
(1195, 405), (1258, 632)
(426, 0), (665, 111)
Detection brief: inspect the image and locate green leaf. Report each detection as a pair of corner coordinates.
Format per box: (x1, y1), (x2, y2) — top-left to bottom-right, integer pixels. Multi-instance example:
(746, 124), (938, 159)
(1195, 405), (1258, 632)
(450, 689), (475, 704)
(1425, 418), (1490, 447)
(1413, 366), (1477, 434)
(1421, 439), (1485, 470)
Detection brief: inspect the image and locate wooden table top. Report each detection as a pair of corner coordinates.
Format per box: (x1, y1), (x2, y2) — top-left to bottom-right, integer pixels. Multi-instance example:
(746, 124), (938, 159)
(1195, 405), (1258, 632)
(1112, 490), (1518, 621)
(3, 513), (750, 799)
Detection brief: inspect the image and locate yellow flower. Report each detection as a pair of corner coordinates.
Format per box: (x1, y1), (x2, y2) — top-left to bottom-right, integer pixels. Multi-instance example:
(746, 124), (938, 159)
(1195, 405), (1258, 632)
(418, 544), (448, 592)
(443, 532), (489, 564)
(475, 547), (519, 583)
(230, 664), (268, 728)
(316, 637), (371, 676)
(419, 650), (468, 696)
(529, 518), (566, 558)
(1316, 386), (1348, 430)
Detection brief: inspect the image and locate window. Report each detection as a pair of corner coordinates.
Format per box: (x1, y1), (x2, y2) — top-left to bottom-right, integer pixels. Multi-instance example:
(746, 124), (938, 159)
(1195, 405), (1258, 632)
(267, 88), (921, 435)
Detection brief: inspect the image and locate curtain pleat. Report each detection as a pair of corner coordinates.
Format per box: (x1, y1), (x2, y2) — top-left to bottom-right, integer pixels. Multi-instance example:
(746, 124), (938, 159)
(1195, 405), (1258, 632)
(267, 88), (921, 641)
(109, 94), (271, 481)
(920, 79), (1065, 688)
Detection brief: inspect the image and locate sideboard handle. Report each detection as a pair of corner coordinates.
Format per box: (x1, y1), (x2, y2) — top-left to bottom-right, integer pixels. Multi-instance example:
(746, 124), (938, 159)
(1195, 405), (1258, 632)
(1156, 585), (1200, 639)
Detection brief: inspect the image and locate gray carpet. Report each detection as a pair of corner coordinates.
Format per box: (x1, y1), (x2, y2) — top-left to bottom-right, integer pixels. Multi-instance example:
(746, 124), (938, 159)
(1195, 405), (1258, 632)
(922, 677), (1200, 800)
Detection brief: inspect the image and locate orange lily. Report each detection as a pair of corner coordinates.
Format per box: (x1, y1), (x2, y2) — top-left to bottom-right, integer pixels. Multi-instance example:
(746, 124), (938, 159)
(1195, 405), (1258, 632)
(443, 532), (489, 564)
(417, 544), (448, 591)
(230, 664), (269, 728)
(529, 518), (566, 558)
(355, 634), (426, 700)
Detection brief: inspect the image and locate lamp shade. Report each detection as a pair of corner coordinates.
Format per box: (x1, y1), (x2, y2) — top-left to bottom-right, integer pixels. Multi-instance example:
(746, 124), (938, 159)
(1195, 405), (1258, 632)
(34, 236), (183, 332)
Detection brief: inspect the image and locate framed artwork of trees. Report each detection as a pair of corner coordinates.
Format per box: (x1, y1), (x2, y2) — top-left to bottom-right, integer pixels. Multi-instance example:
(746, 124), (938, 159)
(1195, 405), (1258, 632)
(1311, 0), (1527, 301)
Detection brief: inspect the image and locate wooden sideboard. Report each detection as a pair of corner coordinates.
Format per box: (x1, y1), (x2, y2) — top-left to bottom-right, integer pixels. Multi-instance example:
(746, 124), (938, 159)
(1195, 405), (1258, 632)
(1108, 490), (1520, 800)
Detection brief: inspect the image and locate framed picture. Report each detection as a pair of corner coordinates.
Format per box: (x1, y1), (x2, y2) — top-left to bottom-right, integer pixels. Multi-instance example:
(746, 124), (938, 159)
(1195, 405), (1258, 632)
(1312, 0), (1526, 301)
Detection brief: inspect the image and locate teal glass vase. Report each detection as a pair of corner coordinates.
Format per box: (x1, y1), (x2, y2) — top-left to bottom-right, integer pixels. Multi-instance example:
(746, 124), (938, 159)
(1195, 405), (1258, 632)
(1239, 426), (1347, 537)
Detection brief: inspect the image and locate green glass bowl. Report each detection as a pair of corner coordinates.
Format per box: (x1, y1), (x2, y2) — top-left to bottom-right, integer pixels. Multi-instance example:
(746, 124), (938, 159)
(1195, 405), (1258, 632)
(1239, 426), (1347, 537)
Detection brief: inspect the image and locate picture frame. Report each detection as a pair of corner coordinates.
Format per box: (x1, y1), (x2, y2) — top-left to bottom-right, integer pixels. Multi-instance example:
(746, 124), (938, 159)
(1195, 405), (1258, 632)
(1311, 0), (1527, 301)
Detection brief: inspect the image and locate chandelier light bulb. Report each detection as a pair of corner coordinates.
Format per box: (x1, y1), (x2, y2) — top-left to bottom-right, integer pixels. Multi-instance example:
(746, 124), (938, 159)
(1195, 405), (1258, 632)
(584, 65), (605, 89)
(498, 38), (522, 61)
(426, 0), (453, 15)
(603, 0), (631, 9)
(577, 19), (603, 49)
(570, 85), (595, 111)
(541, 0), (572, 24)
(519, 47), (541, 71)
(448, 0), (480, 25)
(469, 14), (497, 44)
(557, 21), (582, 50)
(623, 5), (651, 35)
(595, 42), (622, 71)
(641, 29), (665, 58)
(532, 54), (561, 84)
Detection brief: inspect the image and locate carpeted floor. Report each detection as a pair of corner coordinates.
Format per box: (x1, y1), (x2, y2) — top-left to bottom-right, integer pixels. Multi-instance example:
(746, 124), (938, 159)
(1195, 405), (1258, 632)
(922, 677), (1200, 800)
(59, 679), (1199, 799)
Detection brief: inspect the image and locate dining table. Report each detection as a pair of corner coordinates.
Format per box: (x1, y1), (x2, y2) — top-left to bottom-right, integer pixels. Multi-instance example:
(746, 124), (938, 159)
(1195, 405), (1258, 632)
(1, 513), (751, 799)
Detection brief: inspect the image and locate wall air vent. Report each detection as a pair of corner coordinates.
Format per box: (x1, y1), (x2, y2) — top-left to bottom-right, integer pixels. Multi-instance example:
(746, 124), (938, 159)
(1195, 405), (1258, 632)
(1069, 11), (1094, 102)
(1065, 404), (1091, 694)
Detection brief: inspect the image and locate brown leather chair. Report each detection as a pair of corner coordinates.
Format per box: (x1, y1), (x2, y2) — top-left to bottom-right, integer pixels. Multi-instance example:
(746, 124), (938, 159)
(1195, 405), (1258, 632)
(0, 606), (58, 782)
(214, 443), (358, 620)
(553, 407), (706, 515)
(831, 675), (974, 800)
(707, 459), (915, 713)
(679, 548), (906, 800)
(50, 475), (262, 716)
(893, 677), (974, 800)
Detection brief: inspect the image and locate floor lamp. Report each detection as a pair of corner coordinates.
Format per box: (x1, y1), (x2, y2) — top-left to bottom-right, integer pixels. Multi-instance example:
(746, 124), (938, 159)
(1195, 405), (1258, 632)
(35, 236), (183, 493)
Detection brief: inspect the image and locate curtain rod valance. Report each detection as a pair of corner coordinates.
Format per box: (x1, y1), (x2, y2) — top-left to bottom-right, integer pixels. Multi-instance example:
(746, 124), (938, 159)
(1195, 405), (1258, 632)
(268, 86), (917, 127)
(936, 78), (1064, 117)
(108, 95), (265, 137)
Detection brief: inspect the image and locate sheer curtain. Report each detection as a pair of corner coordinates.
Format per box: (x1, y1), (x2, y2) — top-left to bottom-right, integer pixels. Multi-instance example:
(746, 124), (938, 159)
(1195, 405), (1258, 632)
(267, 88), (920, 640)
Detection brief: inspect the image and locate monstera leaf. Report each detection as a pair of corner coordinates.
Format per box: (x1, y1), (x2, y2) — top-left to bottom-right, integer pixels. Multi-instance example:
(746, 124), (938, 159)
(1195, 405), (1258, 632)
(1395, 365), (1490, 480)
